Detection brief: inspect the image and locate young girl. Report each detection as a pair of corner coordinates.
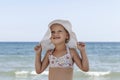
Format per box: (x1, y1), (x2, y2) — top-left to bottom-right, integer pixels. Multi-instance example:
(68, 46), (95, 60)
(34, 19), (89, 80)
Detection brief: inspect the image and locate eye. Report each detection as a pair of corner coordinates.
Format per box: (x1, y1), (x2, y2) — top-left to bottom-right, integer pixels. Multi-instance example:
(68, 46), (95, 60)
(58, 30), (62, 32)
(51, 31), (55, 34)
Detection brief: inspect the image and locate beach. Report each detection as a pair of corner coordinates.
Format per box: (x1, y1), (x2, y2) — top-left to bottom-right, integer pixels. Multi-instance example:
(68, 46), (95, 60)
(0, 42), (120, 80)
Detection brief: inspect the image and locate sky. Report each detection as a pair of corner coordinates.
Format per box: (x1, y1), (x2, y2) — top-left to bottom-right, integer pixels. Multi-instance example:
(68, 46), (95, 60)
(0, 0), (120, 42)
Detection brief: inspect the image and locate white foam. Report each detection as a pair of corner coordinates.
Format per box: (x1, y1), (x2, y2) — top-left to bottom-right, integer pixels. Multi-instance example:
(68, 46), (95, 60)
(41, 71), (48, 75)
(85, 71), (111, 77)
(30, 71), (37, 75)
(15, 71), (29, 78)
(15, 70), (48, 76)
(15, 71), (29, 75)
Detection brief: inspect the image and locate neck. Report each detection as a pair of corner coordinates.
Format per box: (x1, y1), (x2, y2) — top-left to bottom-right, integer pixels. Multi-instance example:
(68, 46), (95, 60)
(54, 43), (66, 51)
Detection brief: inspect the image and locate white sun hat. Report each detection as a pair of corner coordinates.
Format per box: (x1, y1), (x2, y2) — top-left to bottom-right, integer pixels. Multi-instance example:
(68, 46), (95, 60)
(40, 19), (78, 51)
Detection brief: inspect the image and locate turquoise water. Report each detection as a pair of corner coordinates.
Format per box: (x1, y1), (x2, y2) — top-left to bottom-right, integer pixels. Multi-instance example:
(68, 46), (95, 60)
(0, 42), (120, 80)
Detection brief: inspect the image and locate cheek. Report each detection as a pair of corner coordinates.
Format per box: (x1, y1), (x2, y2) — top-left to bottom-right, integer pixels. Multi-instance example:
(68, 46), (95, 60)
(65, 33), (69, 39)
(62, 35), (68, 40)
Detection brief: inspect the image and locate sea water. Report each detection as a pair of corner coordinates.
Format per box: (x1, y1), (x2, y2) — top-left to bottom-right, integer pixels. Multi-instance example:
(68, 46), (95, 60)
(0, 42), (120, 80)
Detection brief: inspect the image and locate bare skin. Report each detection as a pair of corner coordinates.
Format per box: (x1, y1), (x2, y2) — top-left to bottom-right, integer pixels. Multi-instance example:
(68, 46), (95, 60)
(34, 24), (89, 80)
(49, 67), (73, 80)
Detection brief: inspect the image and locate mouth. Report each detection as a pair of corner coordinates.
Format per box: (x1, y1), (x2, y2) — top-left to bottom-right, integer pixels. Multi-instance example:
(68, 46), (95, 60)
(53, 37), (61, 39)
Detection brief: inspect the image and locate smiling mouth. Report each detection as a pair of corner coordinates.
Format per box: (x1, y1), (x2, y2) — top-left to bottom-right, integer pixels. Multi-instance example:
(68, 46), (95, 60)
(53, 37), (61, 39)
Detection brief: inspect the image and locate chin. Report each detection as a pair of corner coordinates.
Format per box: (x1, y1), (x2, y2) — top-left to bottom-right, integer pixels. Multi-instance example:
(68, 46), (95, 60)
(52, 41), (61, 45)
(51, 39), (64, 45)
(52, 42), (60, 45)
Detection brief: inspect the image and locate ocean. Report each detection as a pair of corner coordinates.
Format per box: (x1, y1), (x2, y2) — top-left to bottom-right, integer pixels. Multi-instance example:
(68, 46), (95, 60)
(0, 42), (120, 80)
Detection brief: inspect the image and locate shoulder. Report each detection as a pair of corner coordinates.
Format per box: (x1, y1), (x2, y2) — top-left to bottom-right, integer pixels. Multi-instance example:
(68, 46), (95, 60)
(69, 48), (78, 57)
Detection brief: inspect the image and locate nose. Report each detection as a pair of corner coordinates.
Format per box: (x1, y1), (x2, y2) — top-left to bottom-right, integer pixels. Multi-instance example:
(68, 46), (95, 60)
(53, 31), (59, 36)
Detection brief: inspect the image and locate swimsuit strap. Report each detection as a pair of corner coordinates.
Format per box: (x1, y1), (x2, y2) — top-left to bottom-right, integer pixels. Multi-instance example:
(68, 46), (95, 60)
(66, 46), (70, 54)
(50, 46), (69, 55)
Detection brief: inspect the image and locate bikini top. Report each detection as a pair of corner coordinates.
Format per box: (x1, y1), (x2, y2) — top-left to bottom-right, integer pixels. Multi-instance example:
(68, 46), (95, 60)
(49, 47), (73, 68)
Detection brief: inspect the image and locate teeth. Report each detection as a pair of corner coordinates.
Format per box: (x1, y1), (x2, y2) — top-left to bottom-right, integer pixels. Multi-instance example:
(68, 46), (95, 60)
(53, 37), (60, 39)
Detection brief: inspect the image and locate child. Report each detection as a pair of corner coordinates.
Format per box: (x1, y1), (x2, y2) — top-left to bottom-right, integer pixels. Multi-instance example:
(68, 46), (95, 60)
(34, 19), (89, 80)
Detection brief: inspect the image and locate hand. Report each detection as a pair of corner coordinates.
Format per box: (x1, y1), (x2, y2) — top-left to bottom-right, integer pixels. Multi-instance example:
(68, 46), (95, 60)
(34, 44), (42, 55)
(77, 42), (86, 51)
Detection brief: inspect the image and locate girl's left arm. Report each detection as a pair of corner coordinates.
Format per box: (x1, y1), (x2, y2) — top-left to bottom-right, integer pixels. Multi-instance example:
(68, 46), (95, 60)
(72, 42), (89, 72)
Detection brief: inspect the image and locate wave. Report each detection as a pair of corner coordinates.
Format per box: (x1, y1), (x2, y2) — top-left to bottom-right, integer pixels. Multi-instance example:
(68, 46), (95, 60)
(15, 70), (48, 80)
(74, 70), (120, 78)
(15, 70), (49, 77)
(84, 71), (111, 76)
(1, 70), (120, 79)
(15, 71), (35, 75)
(15, 70), (115, 77)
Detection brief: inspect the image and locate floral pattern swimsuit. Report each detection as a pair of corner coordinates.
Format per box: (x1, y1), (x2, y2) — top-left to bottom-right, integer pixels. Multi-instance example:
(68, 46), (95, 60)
(49, 47), (73, 68)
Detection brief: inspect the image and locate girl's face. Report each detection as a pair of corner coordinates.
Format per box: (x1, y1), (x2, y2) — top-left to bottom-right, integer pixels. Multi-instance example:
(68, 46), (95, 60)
(50, 24), (69, 45)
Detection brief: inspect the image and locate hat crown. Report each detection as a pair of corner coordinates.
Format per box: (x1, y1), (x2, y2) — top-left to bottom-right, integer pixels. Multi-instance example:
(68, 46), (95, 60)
(48, 19), (72, 33)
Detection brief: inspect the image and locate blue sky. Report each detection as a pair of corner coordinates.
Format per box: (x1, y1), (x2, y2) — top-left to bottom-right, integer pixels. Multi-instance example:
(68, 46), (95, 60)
(0, 0), (120, 42)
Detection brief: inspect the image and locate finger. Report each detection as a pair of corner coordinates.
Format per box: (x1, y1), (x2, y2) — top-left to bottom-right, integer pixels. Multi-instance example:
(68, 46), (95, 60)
(77, 42), (81, 45)
(34, 45), (40, 50)
(34, 47), (38, 51)
(77, 42), (84, 45)
(77, 42), (85, 46)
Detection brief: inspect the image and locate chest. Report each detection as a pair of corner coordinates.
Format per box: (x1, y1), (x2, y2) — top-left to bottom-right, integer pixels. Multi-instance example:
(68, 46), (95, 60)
(49, 53), (73, 68)
(52, 50), (67, 58)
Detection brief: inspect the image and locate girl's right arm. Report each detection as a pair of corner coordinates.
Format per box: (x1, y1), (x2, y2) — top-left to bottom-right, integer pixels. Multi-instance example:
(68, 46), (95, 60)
(34, 44), (49, 74)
